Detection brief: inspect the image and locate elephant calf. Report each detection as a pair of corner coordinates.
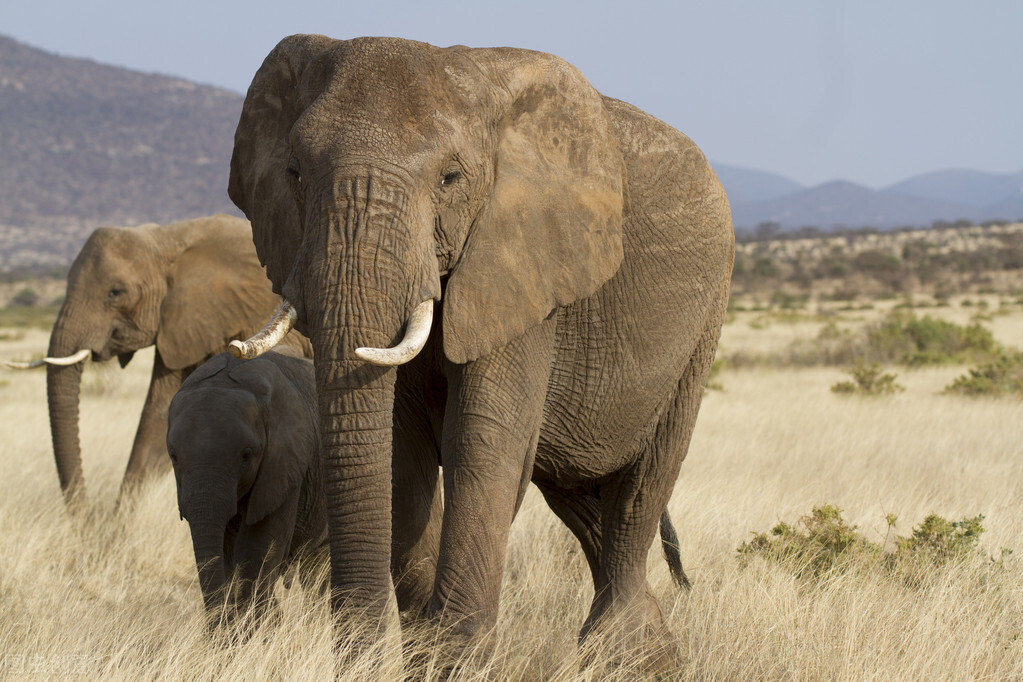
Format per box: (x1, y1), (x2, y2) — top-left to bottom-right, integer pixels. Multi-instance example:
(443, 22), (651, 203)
(167, 350), (326, 618)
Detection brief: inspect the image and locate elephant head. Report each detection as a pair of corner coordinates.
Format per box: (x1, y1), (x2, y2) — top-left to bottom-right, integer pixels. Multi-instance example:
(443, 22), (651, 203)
(29, 215), (288, 502)
(228, 36), (626, 621)
(168, 352), (320, 613)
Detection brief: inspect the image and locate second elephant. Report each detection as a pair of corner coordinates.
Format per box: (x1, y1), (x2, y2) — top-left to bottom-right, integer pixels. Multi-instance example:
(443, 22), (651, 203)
(8, 214), (312, 505)
(167, 351), (326, 616)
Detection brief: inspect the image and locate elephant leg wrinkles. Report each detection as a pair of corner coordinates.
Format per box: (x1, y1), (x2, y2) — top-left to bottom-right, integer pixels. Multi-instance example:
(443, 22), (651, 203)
(577, 313), (723, 665)
(429, 316), (557, 645)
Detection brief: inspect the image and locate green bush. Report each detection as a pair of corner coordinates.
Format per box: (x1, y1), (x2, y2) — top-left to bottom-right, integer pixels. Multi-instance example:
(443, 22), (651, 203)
(943, 351), (1023, 397)
(831, 358), (905, 395)
(866, 311), (1000, 366)
(738, 506), (1008, 586)
(8, 287), (39, 307)
(737, 505), (882, 579)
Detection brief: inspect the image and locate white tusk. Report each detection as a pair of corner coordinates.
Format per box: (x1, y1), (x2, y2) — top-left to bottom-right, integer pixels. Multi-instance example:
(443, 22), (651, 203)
(5, 348), (91, 370)
(355, 300), (434, 367)
(229, 300), (298, 359)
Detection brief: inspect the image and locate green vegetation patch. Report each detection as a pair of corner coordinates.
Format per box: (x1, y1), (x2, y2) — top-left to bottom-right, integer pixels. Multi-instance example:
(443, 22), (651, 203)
(738, 505), (1009, 587)
(831, 358), (905, 395)
(866, 311), (1000, 366)
(944, 351), (1023, 397)
(732, 311), (1008, 370)
(0, 304), (60, 330)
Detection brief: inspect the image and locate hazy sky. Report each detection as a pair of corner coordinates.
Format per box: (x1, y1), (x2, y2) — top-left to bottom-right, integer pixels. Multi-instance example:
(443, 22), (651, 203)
(4, 0), (1020, 188)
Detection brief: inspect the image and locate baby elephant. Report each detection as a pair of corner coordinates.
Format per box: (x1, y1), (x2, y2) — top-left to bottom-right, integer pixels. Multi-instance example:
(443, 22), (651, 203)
(167, 350), (326, 618)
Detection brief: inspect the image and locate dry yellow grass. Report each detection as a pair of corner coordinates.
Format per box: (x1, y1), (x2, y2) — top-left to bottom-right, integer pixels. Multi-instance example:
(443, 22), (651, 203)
(1, 306), (1021, 679)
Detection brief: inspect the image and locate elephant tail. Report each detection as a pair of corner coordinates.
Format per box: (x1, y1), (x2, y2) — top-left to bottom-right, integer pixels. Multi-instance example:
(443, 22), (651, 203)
(659, 510), (692, 591)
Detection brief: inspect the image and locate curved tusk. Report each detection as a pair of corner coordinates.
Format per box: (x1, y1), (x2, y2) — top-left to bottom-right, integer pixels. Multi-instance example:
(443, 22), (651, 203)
(5, 348), (91, 370)
(229, 300), (298, 360)
(356, 300), (434, 367)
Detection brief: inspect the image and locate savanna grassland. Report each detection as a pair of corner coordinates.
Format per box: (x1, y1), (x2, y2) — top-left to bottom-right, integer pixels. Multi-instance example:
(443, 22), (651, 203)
(1, 238), (1022, 678)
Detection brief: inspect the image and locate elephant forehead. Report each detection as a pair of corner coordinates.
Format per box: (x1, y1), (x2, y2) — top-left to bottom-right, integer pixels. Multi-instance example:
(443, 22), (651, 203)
(295, 40), (477, 157)
(168, 388), (263, 442)
(73, 228), (154, 279)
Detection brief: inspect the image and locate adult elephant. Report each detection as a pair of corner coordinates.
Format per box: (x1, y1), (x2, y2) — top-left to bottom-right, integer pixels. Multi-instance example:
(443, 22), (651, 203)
(229, 35), (733, 662)
(8, 214), (311, 504)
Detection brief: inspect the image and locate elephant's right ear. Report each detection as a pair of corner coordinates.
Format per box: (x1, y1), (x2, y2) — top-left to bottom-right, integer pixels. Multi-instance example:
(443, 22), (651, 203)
(228, 34), (338, 293)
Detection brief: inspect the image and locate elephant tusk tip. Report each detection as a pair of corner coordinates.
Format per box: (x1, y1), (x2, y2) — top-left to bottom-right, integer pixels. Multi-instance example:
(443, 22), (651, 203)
(354, 347), (386, 366)
(5, 360), (41, 370)
(228, 340), (249, 359)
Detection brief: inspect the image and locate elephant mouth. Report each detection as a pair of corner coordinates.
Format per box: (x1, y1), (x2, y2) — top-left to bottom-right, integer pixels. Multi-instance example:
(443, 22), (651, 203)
(230, 298), (435, 367)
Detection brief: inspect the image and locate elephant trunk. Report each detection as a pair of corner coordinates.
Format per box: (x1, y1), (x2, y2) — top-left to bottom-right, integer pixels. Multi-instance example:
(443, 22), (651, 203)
(191, 529), (231, 613)
(46, 325), (88, 502)
(314, 337), (398, 624)
(296, 176), (434, 630)
(181, 490), (236, 613)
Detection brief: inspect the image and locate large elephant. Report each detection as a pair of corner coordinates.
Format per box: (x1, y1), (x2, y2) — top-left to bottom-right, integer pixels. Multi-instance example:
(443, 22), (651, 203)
(167, 350), (325, 619)
(8, 214), (312, 504)
(228, 35), (733, 661)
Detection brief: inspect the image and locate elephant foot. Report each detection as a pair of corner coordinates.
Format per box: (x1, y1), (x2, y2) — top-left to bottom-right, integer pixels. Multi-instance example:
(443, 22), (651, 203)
(578, 585), (683, 676)
(399, 613), (496, 680)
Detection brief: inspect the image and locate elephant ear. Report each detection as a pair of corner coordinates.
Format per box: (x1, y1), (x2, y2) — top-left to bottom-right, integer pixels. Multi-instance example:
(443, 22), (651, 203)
(238, 355), (319, 526)
(156, 221), (281, 371)
(228, 33), (339, 293)
(442, 49), (625, 364)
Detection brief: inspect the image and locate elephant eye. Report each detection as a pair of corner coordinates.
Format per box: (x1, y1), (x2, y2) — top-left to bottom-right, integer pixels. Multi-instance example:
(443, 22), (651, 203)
(241, 447), (253, 462)
(286, 156), (302, 183)
(440, 169), (461, 187)
(107, 287), (126, 299)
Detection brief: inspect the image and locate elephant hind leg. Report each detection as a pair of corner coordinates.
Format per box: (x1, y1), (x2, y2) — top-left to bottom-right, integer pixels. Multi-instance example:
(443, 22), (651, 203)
(534, 482), (603, 592)
(581, 320), (722, 667)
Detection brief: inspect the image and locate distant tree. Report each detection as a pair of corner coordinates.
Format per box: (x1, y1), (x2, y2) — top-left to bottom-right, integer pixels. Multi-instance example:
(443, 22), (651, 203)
(793, 225), (824, 239)
(755, 221), (781, 241)
(9, 287), (39, 307)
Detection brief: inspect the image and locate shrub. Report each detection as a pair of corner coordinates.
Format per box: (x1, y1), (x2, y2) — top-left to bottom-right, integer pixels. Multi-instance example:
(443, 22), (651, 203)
(738, 506), (1008, 586)
(943, 351), (1023, 397)
(737, 505), (882, 579)
(8, 287), (39, 307)
(770, 291), (808, 310)
(865, 311), (1000, 366)
(831, 358), (904, 395)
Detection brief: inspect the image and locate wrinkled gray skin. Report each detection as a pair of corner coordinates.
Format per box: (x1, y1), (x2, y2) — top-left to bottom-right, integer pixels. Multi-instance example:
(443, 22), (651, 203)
(42, 214), (312, 505)
(229, 35), (733, 662)
(168, 351), (325, 618)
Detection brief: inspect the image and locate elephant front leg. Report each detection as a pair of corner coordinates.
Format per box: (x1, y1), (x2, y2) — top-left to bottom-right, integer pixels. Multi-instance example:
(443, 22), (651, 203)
(233, 494), (300, 623)
(391, 381), (443, 620)
(429, 319), (556, 658)
(118, 354), (188, 503)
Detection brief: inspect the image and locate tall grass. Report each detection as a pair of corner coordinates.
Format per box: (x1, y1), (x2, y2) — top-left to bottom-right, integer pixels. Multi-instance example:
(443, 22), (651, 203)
(1, 318), (1021, 679)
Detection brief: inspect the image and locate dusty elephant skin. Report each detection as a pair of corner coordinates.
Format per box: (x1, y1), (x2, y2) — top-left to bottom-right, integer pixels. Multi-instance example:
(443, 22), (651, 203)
(228, 35), (734, 667)
(19, 214), (312, 506)
(167, 351), (325, 620)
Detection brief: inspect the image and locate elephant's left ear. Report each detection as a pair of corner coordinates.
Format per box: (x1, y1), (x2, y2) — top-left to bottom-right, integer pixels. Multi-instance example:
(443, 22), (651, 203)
(157, 217), (283, 370)
(442, 49), (625, 364)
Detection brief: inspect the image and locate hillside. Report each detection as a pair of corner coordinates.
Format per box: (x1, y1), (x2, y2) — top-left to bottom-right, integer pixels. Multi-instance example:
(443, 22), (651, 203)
(0, 35), (243, 269)
(731, 221), (1023, 304)
(1, 34), (1020, 271)
(719, 167), (1023, 232)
